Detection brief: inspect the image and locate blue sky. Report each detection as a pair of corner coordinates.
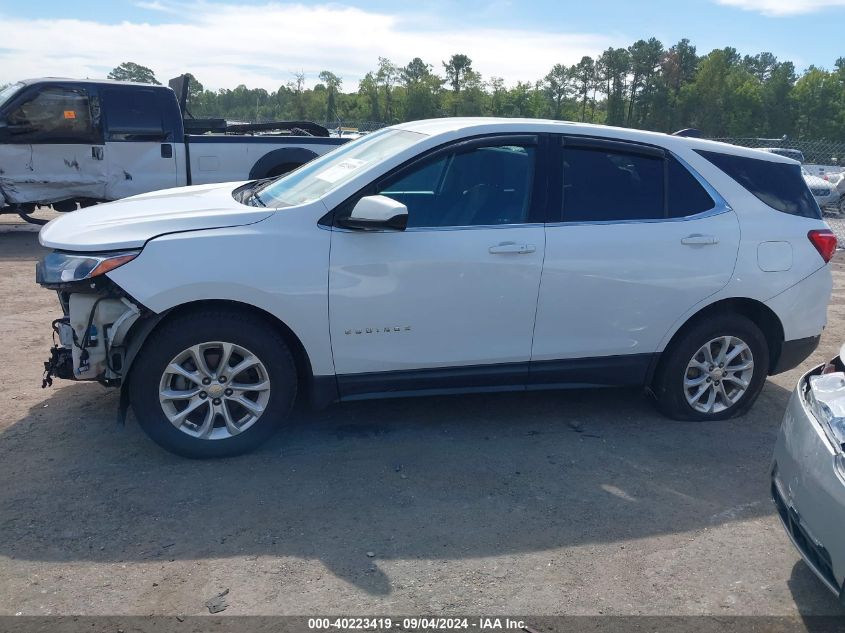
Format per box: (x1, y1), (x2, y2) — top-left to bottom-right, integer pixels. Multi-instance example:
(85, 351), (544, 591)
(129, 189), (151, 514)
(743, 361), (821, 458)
(1, 0), (844, 90)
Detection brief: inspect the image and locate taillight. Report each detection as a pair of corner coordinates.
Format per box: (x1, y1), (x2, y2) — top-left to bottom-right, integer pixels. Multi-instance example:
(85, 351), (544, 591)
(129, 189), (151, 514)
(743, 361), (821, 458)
(808, 229), (837, 263)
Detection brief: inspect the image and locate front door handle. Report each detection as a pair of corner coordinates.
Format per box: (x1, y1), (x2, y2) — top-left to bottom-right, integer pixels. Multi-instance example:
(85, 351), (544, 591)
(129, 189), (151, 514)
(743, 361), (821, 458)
(91, 146), (104, 161)
(489, 242), (536, 254)
(681, 234), (719, 246)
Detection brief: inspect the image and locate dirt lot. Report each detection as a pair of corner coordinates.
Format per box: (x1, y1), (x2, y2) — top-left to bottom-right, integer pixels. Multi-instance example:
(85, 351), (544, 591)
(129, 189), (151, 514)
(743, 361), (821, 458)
(1, 212), (844, 616)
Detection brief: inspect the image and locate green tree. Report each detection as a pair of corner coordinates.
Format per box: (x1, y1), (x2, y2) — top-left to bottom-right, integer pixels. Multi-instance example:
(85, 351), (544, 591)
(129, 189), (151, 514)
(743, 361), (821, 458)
(489, 76), (507, 116)
(682, 48), (763, 136)
(358, 72), (381, 121)
(598, 47), (630, 126)
(543, 64), (572, 119)
(376, 57), (399, 122)
(626, 38), (664, 127)
(318, 70), (342, 122)
(572, 56), (595, 121)
(287, 72), (306, 119)
(761, 60), (796, 136)
(108, 62), (160, 84)
(793, 66), (840, 138)
(401, 58), (441, 120)
(743, 52), (778, 82)
(443, 54), (473, 115)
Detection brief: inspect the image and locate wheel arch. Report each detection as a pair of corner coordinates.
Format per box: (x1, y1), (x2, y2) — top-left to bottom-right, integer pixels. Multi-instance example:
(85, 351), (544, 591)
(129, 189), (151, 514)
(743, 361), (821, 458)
(248, 147), (318, 179)
(121, 299), (338, 409)
(650, 297), (786, 385)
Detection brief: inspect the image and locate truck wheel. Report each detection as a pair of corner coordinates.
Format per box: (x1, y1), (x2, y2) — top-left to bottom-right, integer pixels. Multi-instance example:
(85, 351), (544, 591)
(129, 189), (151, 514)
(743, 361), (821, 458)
(652, 314), (769, 421)
(265, 162), (301, 178)
(129, 310), (297, 458)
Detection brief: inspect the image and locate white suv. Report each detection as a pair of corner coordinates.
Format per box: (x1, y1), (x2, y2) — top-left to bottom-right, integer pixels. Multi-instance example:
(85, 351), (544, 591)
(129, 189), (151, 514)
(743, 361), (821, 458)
(36, 118), (837, 457)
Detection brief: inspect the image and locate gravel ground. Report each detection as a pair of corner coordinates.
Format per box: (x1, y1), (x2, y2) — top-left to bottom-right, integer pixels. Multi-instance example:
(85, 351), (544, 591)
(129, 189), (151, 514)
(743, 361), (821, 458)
(825, 212), (845, 245)
(1, 211), (845, 616)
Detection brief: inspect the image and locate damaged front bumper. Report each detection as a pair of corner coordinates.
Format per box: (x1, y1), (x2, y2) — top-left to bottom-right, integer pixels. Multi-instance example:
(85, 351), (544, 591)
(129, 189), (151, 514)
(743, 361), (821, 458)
(36, 248), (149, 386)
(38, 276), (144, 387)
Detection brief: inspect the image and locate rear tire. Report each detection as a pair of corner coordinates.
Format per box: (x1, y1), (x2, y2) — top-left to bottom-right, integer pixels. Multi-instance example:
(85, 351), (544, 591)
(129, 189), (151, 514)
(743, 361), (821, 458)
(652, 314), (769, 421)
(129, 309), (297, 458)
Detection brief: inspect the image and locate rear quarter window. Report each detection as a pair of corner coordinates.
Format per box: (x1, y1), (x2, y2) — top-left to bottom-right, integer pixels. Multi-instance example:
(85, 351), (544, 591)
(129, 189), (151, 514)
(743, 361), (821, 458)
(695, 150), (820, 219)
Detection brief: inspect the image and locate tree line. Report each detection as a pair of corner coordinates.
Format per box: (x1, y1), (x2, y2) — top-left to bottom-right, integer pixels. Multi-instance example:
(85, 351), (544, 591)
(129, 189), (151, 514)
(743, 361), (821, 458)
(107, 40), (845, 140)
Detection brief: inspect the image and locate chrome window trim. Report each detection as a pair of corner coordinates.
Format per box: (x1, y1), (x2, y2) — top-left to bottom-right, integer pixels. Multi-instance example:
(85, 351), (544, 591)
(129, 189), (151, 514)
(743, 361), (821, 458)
(544, 204), (731, 228)
(332, 222), (540, 234)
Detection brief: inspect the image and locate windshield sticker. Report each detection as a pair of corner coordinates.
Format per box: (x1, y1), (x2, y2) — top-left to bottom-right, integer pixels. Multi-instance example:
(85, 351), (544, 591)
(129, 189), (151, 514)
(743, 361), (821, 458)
(315, 158), (366, 183)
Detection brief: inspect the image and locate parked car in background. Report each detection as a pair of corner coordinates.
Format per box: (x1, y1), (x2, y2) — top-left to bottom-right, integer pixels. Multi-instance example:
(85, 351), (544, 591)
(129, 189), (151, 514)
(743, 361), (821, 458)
(803, 168), (841, 215)
(772, 344), (845, 601)
(0, 75), (347, 224)
(828, 171), (845, 215)
(36, 119), (836, 457)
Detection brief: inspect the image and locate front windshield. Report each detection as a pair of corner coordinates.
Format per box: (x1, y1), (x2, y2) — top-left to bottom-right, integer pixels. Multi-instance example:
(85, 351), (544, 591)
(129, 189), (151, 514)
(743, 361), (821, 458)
(0, 82), (23, 110)
(255, 128), (426, 208)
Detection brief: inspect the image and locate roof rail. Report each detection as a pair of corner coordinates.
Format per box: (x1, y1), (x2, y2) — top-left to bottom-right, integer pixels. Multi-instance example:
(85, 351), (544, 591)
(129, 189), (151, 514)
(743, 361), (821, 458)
(672, 128), (703, 138)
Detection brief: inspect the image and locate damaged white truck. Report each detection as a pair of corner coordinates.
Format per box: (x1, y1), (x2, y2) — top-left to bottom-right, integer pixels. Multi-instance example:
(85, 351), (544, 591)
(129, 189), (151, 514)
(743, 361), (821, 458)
(0, 76), (346, 224)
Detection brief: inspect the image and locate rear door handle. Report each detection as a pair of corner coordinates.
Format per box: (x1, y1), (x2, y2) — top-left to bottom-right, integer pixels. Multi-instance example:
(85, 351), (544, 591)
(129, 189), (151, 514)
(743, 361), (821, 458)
(681, 234), (719, 246)
(489, 242), (536, 254)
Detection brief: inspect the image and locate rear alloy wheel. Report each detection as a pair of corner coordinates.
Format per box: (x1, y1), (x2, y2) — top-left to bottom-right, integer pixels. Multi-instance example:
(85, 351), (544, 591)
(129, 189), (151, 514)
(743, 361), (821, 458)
(682, 336), (755, 414)
(653, 314), (769, 421)
(131, 310), (296, 457)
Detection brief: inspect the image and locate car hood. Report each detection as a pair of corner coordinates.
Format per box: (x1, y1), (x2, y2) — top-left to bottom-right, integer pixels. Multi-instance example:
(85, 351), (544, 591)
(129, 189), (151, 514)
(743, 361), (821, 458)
(39, 182), (274, 252)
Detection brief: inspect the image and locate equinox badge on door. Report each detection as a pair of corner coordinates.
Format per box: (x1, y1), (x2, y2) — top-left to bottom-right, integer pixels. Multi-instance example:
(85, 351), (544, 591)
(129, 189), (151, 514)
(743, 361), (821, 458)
(345, 326), (412, 335)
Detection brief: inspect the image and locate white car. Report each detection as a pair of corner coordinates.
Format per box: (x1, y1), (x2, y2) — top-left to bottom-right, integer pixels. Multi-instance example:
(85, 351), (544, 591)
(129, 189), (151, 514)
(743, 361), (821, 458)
(803, 168), (840, 214)
(36, 119), (837, 457)
(772, 345), (845, 599)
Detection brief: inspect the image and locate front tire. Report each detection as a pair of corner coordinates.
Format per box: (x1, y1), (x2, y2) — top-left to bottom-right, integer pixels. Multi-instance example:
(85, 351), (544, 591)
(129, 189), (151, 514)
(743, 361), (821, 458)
(652, 314), (769, 421)
(130, 310), (297, 458)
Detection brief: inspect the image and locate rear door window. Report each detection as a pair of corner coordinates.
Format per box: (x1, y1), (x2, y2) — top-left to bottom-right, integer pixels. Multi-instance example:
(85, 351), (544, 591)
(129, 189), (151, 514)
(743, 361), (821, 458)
(562, 145), (664, 221)
(5, 87), (97, 143)
(559, 139), (716, 222)
(102, 88), (168, 141)
(668, 156), (715, 218)
(696, 150), (820, 219)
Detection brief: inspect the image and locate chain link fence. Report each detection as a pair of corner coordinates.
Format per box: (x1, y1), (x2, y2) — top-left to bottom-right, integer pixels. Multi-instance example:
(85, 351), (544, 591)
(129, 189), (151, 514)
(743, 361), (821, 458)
(324, 120), (388, 134)
(710, 137), (845, 171)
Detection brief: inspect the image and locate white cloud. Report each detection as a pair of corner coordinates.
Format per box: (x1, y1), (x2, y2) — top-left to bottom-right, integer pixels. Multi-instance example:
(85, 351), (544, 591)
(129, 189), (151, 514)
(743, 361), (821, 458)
(715, 0), (845, 16)
(0, 2), (617, 92)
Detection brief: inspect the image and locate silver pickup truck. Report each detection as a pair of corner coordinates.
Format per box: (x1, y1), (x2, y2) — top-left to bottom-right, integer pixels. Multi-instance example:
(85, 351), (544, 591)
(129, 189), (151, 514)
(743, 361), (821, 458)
(0, 75), (348, 224)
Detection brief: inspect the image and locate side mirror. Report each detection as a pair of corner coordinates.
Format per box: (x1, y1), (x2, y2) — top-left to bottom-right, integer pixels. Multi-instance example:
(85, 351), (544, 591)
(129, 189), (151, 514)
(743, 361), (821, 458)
(338, 195), (408, 231)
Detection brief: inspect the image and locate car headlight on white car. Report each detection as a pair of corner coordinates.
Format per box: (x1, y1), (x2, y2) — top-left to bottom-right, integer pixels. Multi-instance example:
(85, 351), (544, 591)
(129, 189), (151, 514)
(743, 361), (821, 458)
(37, 250), (140, 284)
(807, 368), (845, 481)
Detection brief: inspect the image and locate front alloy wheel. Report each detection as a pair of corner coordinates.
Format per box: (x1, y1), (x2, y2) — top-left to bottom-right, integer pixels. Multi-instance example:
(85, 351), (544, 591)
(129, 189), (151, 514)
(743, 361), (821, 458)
(159, 342), (271, 440)
(131, 309), (297, 458)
